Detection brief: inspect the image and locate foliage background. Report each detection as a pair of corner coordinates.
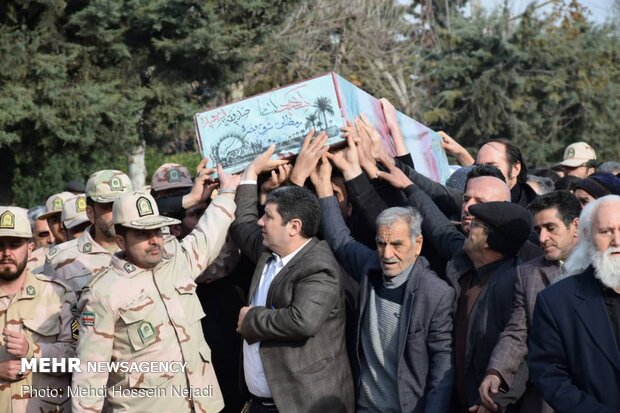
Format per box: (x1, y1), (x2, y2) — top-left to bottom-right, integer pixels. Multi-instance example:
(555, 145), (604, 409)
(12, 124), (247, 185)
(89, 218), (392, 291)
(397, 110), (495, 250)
(1, 0), (619, 206)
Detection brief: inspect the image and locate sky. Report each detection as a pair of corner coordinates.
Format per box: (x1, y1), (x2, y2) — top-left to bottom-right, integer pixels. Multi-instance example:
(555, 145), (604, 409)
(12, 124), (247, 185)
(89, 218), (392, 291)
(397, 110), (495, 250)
(480, 0), (617, 25)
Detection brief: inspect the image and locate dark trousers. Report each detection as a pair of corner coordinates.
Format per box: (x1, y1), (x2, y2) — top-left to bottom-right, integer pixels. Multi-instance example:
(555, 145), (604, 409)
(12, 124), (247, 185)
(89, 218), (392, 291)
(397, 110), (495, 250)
(248, 396), (279, 413)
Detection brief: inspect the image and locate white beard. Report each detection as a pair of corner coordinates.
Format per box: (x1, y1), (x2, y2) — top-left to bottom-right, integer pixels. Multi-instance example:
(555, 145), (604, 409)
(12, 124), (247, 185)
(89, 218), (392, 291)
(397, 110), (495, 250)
(592, 247), (620, 290)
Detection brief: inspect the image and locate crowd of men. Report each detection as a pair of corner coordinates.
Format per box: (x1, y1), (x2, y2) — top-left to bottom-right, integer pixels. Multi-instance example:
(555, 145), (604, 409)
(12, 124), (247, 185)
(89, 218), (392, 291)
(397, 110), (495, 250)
(2, 104), (620, 413)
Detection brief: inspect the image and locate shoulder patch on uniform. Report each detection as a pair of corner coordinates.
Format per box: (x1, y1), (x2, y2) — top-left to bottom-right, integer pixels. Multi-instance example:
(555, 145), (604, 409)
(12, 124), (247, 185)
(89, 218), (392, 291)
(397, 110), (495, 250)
(82, 242), (92, 253)
(124, 263), (136, 273)
(71, 319), (80, 340)
(70, 302), (79, 317)
(81, 311), (95, 326)
(49, 246), (59, 256)
(25, 285), (36, 296)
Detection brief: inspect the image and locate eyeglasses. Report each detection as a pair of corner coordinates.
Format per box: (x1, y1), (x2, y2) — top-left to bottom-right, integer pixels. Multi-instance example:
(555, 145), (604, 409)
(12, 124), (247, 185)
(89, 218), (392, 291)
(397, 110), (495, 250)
(35, 231), (51, 238)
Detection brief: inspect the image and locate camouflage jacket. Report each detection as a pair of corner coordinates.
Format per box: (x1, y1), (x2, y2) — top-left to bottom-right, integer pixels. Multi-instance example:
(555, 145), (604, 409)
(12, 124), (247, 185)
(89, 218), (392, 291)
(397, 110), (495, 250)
(72, 194), (235, 413)
(43, 229), (113, 300)
(0, 270), (77, 413)
(26, 247), (47, 273)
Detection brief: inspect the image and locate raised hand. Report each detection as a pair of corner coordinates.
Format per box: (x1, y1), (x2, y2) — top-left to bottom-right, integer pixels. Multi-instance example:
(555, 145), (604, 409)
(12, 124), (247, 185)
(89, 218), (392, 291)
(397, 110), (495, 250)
(439, 131), (474, 166)
(242, 144), (290, 181)
(310, 154), (334, 198)
(289, 131), (329, 186)
(357, 115), (385, 161)
(340, 120), (360, 144)
(260, 164), (293, 204)
(375, 153), (413, 190)
(217, 164), (241, 194)
(184, 157), (218, 209)
(380, 98), (408, 156)
(354, 118), (380, 179)
(328, 134), (363, 181)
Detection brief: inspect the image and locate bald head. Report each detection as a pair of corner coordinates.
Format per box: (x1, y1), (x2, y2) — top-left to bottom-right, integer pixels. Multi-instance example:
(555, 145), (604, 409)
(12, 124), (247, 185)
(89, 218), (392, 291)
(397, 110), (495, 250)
(477, 141), (522, 189)
(461, 176), (511, 232)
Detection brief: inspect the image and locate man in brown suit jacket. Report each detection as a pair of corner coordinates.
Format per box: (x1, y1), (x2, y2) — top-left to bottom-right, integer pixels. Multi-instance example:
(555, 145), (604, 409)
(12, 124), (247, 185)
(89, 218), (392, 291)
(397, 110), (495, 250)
(230, 147), (355, 413)
(477, 191), (581, 413)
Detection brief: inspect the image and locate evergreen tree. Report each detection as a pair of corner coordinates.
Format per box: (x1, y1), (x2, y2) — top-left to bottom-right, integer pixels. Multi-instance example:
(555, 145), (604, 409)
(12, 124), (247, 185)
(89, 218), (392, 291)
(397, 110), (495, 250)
(418, 2), (620, 167)
(0, 0), (297, 205)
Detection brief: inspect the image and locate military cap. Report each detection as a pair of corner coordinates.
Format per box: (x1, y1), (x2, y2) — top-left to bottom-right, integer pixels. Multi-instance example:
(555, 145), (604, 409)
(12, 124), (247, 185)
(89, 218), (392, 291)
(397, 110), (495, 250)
(38, 191), (75, 220)
(62, 194), (90, 229)
(86, 170), (133, 203)
(113, 191), (180, 230)
(469, 201), (532, 256)
(0, 206), (33, 238)
(555, 142), (597, 168)
(151, 163), (194, 192)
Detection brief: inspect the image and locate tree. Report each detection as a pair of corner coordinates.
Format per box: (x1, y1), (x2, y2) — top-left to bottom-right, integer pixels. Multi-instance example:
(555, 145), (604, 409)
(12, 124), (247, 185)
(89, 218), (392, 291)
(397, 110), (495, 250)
(417, 1), (620, 166)
(244, 0), (425, 116)
(0, 0), (298, 206)
(312, 97), (335, 130)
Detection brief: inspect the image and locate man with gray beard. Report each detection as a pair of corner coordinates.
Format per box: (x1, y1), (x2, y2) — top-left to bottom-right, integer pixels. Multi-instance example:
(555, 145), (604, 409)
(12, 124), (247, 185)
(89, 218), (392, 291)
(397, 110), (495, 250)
(528, 195), (620, 413)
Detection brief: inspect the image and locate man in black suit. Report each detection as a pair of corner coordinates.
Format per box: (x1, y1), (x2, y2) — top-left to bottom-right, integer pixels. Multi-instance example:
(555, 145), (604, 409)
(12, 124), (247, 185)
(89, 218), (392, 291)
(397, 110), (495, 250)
(528, 195), (620, 412)
(230, 146), (354, 413)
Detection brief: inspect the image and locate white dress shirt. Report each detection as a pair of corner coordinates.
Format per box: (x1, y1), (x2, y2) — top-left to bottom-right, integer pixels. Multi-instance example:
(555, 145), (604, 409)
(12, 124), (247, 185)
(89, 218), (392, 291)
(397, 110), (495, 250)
(243, 238), (312, 397)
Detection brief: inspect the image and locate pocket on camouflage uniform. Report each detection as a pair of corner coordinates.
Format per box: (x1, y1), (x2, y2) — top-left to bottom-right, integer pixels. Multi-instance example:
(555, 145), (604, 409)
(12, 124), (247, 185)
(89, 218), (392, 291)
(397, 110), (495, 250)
(22, 316), (60, 341)
(174, 279), (206, 324)
(119, 298), (160, 352)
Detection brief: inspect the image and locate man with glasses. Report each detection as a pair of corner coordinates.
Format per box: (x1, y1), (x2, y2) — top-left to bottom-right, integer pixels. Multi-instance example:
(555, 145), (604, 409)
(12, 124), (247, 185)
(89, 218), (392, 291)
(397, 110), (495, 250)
(37, 192), (75, 245)
(26, 206), (54, 271)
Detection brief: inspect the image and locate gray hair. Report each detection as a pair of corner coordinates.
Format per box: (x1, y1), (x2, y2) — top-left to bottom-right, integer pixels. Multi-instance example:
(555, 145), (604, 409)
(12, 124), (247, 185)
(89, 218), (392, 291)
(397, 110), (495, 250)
(598, 161), (620, 175)
(27, 205), (46, 231)
(375, 207), (423, 241)
(527, 174), (555, 195)
(561, 195), (620, 279)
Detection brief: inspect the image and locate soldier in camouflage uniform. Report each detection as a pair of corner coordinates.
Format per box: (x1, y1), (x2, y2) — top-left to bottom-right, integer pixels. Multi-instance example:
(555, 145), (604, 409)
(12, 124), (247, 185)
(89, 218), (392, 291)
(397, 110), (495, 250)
(0, 206), (77, 413)
(60, 194), (89, 241)
(43, 170), (133, 299)
(152, 162), (244, 413)
(151, 161), (240, 282)
(37, 192), (75, 246)
(26, 207), (52, 272)
(73, 165), (239, 412)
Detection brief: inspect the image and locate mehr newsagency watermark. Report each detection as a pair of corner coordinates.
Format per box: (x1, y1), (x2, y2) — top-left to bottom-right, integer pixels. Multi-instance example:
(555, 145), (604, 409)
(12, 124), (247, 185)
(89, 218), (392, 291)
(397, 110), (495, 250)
(19, 357), (214, 399)
(21, 384), (214, 399)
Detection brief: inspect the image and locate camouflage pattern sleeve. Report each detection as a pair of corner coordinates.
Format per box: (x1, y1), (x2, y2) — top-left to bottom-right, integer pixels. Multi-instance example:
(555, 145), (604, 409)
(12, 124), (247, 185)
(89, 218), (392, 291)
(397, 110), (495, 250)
(180, 194), (236, 280)
(41, 255), (58, 279)
(71, 285), (115, 412)
(34, 288), (77, 360)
